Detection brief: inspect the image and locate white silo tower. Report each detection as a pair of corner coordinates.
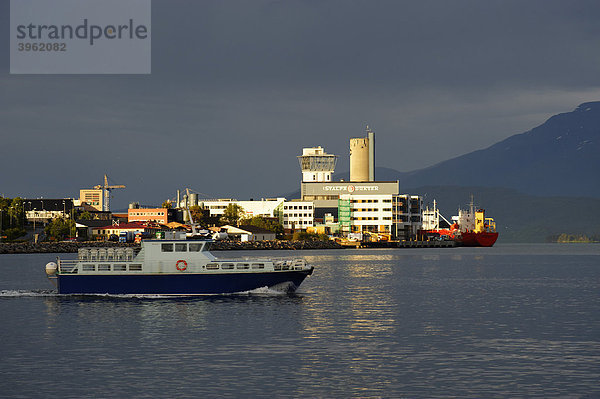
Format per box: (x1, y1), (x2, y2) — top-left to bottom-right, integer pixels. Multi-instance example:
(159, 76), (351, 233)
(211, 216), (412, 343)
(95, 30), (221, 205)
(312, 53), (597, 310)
(350, 126), (375, 182)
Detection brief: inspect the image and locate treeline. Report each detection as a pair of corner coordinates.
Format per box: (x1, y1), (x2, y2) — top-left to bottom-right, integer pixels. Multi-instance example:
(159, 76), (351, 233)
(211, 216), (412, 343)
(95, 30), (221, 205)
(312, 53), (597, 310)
(552, 233), (599, 243)
(0, 196), (75, 242)
(0, 196), (26, 240)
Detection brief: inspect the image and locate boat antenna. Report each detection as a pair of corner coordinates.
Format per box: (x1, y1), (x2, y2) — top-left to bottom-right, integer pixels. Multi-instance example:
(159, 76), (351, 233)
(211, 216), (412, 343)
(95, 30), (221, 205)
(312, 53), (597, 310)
(469, 194), (475, 215)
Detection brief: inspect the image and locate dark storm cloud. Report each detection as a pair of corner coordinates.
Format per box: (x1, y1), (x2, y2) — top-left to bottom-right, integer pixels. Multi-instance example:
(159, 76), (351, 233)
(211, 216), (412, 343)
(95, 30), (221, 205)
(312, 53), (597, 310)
(2, 0), (600, 207)
(150, 0), (600, 89)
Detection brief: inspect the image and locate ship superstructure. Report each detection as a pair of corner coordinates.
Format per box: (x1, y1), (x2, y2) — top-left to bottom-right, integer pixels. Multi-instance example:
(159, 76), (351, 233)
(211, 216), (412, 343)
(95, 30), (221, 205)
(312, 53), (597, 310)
(421, 197), (498, 247)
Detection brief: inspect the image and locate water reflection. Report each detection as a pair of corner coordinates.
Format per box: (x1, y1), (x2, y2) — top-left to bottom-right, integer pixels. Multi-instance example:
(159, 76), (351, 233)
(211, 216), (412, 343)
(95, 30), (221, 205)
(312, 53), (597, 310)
(2, 246), (600, 398)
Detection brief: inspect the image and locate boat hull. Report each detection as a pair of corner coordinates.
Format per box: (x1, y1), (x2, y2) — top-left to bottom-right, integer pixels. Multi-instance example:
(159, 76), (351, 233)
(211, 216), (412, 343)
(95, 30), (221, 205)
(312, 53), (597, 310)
(459, 232), (499, 247)
(57, 269), (313, 295)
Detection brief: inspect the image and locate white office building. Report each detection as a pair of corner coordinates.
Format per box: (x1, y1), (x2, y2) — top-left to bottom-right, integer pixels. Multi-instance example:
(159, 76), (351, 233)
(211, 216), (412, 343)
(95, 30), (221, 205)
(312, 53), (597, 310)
(282, 201), (314, 230)
(339, 193), (422, 240)
(202, 198), (286, 219)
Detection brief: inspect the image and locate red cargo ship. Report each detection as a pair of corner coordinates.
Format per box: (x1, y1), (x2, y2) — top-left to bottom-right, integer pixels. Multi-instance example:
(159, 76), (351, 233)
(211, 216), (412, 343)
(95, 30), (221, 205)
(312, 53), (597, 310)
(421, 197), (498, 247)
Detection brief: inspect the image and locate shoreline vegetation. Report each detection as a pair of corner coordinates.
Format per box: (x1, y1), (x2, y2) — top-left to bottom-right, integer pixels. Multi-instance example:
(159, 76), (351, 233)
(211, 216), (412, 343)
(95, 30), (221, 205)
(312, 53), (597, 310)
(0, 240), (343, 254)
(555, 234), (599, 243)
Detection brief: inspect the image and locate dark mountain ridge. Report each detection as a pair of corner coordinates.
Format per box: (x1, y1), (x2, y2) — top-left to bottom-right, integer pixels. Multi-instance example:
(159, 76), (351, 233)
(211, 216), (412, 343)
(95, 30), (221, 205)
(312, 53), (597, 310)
(395, 102), (600, 197)
(330, 102), (599, 197)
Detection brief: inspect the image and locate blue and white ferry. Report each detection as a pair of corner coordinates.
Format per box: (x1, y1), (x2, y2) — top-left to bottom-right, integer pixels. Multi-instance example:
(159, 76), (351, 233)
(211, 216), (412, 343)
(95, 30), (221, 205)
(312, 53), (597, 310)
(45, 232), (314, 295)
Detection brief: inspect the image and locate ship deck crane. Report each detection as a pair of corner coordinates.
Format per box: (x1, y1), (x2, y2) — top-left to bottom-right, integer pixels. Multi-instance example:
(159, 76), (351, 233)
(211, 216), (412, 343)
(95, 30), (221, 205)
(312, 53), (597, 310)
(93, 174), (125, 212)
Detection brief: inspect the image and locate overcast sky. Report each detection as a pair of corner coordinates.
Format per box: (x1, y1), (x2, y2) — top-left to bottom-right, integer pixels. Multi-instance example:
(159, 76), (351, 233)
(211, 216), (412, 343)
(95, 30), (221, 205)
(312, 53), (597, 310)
(2, 0), (600, 208)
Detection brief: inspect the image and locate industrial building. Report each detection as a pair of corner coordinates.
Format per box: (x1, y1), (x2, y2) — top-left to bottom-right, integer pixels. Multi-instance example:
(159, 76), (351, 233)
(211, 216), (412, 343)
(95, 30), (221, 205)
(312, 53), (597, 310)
(298, 127), (422, 240)
(297, 146), (337, 182)
(23, 198), (74, 223)
(339, 193), (422, 240)
(157, 127), (422, 240)
(92, 221), (161, 238)
(202, 198), (286, 219)
(221, 225), (277, 241)
(78, 175), (126, 212)
(128, 207), (174, 225)
(79, 189), (104, 211)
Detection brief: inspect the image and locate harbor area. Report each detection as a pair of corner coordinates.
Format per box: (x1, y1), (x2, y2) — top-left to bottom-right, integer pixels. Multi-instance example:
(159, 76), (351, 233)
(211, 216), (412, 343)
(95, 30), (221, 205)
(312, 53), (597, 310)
(0, 239), (458, 254)
(0, 240), (343, 254)
(338, 239), (457, 248)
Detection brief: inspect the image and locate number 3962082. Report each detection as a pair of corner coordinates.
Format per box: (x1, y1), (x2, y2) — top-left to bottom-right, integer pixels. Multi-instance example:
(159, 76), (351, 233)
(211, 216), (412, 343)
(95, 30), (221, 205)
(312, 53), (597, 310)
(18, 43), (66, 51)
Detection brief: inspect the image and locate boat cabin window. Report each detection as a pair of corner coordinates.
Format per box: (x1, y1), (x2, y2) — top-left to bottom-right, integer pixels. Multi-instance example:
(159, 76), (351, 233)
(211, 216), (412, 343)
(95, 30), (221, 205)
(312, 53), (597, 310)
(129, 264), (142, 271)
(251, 263), (265, 269)
(161, 243), (173, 252)
(113, 264), (127, 271)
(83, 264), (95, 271)
(236, 263), (250, 269)
(206, 263), (219, 270)
(175, 243), (187, 252)
(221, 263), (234, 270)
(98, 264), (111, 271)
(189, 243), (203, 252)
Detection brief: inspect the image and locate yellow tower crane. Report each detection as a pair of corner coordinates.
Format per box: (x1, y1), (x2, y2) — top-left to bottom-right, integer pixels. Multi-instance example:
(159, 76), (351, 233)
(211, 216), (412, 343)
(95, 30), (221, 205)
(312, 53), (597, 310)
(94, 174), (125, 212)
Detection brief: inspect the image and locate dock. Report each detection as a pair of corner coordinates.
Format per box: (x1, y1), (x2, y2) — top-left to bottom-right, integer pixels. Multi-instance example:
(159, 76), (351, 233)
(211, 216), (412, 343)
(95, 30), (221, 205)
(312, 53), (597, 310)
(338, 240), (456, 249)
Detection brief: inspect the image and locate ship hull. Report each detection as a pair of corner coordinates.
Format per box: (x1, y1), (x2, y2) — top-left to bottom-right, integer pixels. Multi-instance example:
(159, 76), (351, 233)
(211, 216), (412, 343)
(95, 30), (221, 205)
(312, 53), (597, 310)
(57, 269), (313, 295)
(459, 232), (499, 247)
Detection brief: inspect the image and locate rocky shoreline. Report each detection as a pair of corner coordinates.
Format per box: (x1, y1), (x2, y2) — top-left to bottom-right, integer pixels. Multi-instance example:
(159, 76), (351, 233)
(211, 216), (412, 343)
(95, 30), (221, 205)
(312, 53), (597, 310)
(0, 240), (343, 254)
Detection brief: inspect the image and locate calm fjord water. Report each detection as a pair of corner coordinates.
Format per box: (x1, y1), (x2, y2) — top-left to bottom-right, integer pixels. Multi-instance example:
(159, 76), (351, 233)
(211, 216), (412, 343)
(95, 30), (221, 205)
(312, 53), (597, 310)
(1, 244), (599, 398)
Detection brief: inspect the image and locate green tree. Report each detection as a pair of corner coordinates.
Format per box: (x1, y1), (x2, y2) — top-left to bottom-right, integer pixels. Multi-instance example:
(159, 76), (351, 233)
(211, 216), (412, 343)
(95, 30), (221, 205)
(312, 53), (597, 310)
(0, 196), (10, 233)
(243, 216), (284, 238)
(8, 197), (24, 227)
(162, 200), (173, 209)
(0, 197), (10, 212)
(79, 211), (92, 220)
(4, 227), (26, 241)
(189, 205), (206, 226)
(220, 204), (244, 226)
(292, 231), (330, 241)
(45, 217), (75, 241)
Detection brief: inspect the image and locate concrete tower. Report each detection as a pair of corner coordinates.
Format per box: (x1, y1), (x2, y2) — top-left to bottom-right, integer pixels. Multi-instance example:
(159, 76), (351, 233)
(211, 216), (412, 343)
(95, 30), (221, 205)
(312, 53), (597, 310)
(367, 126), (375, 181)
(350, 126), (375, 182)
(297, 146), (338, 182)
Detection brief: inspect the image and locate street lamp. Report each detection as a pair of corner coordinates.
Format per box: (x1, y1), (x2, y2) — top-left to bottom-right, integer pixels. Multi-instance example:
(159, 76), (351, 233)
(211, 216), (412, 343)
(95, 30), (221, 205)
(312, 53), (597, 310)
(26, 202), (33, 236)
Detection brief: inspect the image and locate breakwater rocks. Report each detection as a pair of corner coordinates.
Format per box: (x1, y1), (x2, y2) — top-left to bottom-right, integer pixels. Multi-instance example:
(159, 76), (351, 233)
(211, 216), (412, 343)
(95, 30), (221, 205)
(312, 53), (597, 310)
(0, 240), (342, 254)
(0, 241), (138, 254)
(212, 240), (342, 251)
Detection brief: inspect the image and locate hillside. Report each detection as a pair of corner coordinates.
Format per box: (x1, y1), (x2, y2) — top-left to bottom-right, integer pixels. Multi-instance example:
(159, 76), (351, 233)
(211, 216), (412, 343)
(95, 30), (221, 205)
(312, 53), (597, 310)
(396, 102), (600, 197)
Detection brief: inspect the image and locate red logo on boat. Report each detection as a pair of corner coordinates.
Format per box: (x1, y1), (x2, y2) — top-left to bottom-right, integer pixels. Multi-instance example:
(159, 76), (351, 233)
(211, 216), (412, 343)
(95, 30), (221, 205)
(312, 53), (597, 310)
(176, 260), (187, 271)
